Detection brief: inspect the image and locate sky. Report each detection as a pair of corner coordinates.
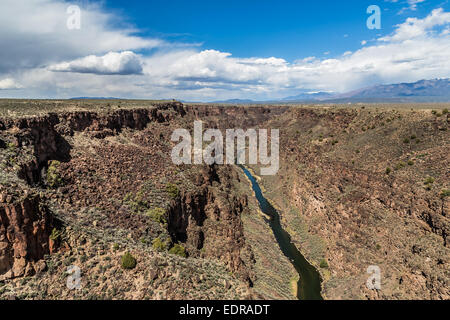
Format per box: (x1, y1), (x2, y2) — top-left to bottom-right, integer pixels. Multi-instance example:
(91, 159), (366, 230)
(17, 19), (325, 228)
(0, 0), (449, 101)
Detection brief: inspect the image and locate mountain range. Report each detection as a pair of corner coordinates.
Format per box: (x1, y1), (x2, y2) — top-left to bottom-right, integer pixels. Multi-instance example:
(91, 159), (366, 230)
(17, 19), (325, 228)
(212, 79), (450, 104)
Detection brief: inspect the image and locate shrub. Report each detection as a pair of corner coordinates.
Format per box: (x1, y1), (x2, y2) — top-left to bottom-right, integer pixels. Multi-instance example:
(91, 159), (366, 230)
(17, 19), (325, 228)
(169, 243), (187, 258)
(319, 259), (329, 269)
(407, 160), (414, 166)
(123, 192), (133, 202)
(403, 138), (410, 144)
(6, 142), (16, 152)
(440, 189), (450, 199)
(443, 108), (449, 115)
(166, 183), (179, 199)
(424, 177), (435, 191)
(47, 160), (63, 188)
(152, 237), (167, 252)
(146, 207), (167, 224)
(385, 167), (391, 175)
(394, 162), (405, 170)
(49, 228), (61, 241)
(121, 252), (137, 270)
(410, 135), (417, 140)
(123, 191), (149, 213)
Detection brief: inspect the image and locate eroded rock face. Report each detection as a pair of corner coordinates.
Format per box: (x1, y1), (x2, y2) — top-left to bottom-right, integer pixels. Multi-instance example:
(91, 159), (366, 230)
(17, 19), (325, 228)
(167, 166), (254, 284)
(0, 195), (53, 280)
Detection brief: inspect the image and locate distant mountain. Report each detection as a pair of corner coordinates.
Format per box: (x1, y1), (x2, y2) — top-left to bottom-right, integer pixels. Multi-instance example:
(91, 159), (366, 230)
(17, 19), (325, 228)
(282, 91), (335, 102)
(210, 99), (257, 104)
(199, 79), (450, 104)
(69, 97), (121, 100)
(330, 79), (450, 102)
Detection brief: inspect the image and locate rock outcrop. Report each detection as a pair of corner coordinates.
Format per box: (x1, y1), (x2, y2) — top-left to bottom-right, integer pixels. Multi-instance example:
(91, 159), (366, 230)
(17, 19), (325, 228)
(0, 194), (53, 280)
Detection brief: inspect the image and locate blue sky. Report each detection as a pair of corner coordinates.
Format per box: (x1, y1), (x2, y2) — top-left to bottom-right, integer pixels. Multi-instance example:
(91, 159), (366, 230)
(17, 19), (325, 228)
(104, 0), (445, 60)
(0, 0), (449, 100)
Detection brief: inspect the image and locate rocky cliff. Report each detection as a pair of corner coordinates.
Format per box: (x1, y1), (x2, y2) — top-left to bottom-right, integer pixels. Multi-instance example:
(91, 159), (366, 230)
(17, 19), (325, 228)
(0, 101), (290, 299)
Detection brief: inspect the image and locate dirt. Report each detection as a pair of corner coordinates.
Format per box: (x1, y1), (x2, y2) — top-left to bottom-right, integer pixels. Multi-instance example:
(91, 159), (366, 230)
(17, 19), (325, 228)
(0, 101), (448, 300)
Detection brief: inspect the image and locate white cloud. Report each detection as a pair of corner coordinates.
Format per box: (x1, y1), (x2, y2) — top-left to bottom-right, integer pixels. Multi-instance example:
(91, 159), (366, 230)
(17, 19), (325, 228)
(49, 51), (144, 75)
(380, 8), (450, 42)
(403, 0), (426, 12)
(387, 0), (426, 14)
(0, 0), (163, 74)
(0, 78), (23, 90)
(1, 1), (449, 101)
(138, 8), (449, 96)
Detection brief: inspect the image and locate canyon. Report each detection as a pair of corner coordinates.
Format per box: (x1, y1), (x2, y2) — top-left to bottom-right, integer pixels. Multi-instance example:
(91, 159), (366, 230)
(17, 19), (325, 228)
(0, 100), (448, 300)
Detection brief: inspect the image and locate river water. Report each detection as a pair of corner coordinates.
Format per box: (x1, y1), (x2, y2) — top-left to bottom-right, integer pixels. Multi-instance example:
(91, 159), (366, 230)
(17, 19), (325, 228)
(241, 166), (323, 300)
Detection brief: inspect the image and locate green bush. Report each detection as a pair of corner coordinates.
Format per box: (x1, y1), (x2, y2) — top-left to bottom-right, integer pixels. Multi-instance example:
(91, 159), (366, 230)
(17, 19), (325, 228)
(166, 183), (179, 199)
(395, 162), (406, 170)
(6, 142), (16, 152)
(121, 252), (137, 269)
(403, 138), (410, 144)
(123, 190), (149, 213)
(407, 160), (414, 166)
(169, 243), (187, 258)
(49, 228), (61, 241)
(152, 237), (167, 252)
(440, 189), (450, 199)
(319, 259), (329, 269)
(385, 167), (391, 175)
(47, 160), (63, 188)
(146, 207), (167, 224)
(424, 177), (435, 191)
(443, 108), (448, 115)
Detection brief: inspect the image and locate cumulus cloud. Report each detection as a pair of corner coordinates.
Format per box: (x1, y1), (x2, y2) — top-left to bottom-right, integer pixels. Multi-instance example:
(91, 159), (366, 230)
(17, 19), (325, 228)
(1, 1), (449, 101)
(49, 51), (144, 75)
(380, 8), (450, 42)
(0, 0), (162, 74)
(139, 8), (450, 96)
(0, 78), (23, 90)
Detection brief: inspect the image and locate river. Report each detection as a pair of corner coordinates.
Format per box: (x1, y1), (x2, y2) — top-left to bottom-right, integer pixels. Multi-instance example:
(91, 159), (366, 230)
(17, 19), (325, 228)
(241, 166), (323, 300)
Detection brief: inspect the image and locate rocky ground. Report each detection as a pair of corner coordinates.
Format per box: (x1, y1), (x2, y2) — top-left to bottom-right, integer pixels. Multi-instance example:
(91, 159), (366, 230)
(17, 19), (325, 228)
(0, 101), (294, 300)
(0, 100), (448, 300)
(251, 105), (449, 300)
